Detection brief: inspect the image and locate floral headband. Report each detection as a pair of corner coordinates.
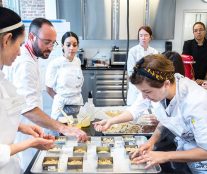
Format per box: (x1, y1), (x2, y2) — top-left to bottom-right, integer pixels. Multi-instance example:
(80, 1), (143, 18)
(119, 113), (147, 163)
(135, 59), (174, 82)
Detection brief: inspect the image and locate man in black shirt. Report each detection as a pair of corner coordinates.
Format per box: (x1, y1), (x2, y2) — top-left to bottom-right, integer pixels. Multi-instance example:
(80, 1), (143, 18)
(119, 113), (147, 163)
(182, 21), (207, 80)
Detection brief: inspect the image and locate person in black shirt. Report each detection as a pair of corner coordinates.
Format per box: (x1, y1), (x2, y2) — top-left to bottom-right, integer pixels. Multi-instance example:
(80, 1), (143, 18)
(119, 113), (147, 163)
(182, 21), (207, 80)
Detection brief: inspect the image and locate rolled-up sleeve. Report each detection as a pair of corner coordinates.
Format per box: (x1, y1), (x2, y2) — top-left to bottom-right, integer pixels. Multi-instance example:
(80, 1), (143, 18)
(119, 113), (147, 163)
(0, 144), (10, 167)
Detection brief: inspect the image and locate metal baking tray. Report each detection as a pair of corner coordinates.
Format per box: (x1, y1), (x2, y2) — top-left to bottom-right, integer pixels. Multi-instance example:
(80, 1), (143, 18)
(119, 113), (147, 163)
(102, 123), (156, 136)
(31, 136), (161, 173)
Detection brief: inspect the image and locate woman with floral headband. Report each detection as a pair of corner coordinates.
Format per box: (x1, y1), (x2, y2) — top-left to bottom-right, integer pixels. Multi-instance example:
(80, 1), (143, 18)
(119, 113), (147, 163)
(94, 54), (207, 174)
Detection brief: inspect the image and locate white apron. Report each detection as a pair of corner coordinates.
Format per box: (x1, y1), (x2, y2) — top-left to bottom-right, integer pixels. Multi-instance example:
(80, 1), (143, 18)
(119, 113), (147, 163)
(51, 63), (84, 120)
(0, 83), (25, 174)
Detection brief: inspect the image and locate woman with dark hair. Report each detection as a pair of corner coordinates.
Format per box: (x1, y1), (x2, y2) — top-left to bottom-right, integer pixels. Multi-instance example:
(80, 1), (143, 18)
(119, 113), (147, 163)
(95, 54), (207, 174)
(0, 7), (54, 173)
(45, 31), (84, 120)
(163, 51), (185, 76)
(127, 26), (158, 105)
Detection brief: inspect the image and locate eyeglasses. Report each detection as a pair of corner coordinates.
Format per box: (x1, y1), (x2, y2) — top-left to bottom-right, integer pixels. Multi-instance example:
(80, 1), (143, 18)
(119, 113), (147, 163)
(193, 29), (205, 33)
(34, 34), (58, 48)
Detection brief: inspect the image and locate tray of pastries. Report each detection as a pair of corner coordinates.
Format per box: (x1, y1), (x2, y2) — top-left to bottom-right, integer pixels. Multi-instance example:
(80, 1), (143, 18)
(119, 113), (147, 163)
(31, 135), (161, 173)
(103, 122), (156, 135)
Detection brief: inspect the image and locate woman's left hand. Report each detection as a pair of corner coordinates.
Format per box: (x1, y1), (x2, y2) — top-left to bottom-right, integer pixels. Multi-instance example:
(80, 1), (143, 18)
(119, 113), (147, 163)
(18, 123), (44, 138)
(131, 151), (169, 169)
(30, 136), (55, 150)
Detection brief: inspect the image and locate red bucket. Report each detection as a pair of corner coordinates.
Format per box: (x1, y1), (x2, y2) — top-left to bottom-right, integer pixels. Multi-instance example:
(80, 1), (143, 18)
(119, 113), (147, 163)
(181, 54), (195, 80)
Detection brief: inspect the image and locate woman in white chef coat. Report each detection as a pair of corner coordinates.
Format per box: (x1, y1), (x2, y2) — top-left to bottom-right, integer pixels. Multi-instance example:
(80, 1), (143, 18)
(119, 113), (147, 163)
(0, 7), (55, 174)
(127, 26), (158, 105)
(45, 31), (83, 120)
(94, 54), (207, 174)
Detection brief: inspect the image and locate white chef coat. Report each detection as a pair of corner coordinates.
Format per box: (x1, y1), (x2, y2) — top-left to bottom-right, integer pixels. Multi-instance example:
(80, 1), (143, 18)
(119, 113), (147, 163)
(3, 45), (42, 171)
(127, 44), (158, 105)
(128, 74), (207, 174)
(45, 56), (84, 120)
(0, 70), (25, 174)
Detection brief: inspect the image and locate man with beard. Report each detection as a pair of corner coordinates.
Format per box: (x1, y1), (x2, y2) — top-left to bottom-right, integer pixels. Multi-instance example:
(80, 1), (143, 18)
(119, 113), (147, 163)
(3, 18), (87, 171)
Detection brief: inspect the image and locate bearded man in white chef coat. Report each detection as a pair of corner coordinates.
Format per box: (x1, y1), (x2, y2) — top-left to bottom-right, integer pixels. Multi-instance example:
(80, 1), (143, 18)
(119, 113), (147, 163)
(3, 18), (87, 171)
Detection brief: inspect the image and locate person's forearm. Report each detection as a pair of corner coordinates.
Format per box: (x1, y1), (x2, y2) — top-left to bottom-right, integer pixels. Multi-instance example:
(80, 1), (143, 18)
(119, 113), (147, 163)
(110, 111), (133, 125)
(10, 139), (33, 156)
(148, 123), (162, 145)
(23, 107), (66, 133)
(18, 123), (25, 132)
(166, 148), (207, 162)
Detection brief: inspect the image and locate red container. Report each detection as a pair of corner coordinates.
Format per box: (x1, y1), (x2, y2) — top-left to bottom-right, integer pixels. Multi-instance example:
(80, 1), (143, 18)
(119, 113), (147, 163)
(181, 54), (195, 79)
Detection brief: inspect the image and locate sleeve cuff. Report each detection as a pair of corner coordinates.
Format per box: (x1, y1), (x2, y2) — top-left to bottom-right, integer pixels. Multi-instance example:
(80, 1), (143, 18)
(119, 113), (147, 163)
(0, 144), (11, 167)
(21, 105), (38, 114)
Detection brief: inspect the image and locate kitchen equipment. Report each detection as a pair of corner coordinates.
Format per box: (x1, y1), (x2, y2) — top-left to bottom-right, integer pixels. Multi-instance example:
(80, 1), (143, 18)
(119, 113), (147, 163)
(181, 54), (195, 79)
(111, 50), (127, 65)
(86, 59), (110, 68)
(77, 48), (86, 65)
(94, 70), (127, 106)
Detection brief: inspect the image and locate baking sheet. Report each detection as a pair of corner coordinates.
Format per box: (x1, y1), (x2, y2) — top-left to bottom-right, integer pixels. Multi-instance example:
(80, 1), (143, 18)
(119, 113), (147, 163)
(31, 136), (161, 174)
(102, 123), (156, 135)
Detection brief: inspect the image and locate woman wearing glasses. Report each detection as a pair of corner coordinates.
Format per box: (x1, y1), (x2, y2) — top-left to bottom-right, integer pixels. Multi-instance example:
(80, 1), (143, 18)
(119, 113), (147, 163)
(182, 21), (207, 81)
(45, 32), (84, 121)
